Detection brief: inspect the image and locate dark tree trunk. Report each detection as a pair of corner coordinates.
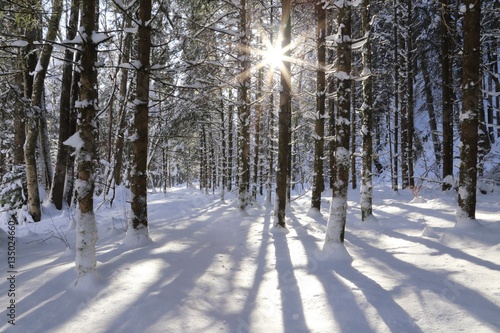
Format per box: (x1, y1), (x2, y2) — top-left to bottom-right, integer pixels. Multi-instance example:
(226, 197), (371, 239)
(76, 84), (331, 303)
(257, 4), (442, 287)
(441, 0), (454, 190)
(129, 0), (152, 239)
(311, 1), (326, 211)
(457, 0), (481, 220)
(360, 0), (373, 221)
(275, 0), (292, 228)
(51, 0), (80, 210)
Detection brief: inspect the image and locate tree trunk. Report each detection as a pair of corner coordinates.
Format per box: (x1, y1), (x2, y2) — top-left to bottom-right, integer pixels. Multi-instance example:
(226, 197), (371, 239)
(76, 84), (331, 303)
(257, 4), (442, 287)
(311, 1), (326, 212)
(75, 0), (99, 280)
(406, 0), (414, 189)
(253, 66), (263, 200)
(420, 49), (442, 165)
(128, 0), (152, 241)
(220, 95), (227, 201)
(441, 0), (454, 190)
(25, 0), (63, 221)
(392, 0), (399, 191)
(51, 0), (80, 210)
(360, 0), (373, 221)
(325, 1), (351, 244)
(113, 16), (132, 187)
(457, 0), (481, 222)
(237, 0), (251, 212)
(275, 0), (292, 229)
(228, 89), (234, 192)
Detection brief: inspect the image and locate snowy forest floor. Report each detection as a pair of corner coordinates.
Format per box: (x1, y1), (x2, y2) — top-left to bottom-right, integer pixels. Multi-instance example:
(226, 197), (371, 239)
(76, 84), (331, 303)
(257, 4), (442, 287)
(1, 184), (499, 333)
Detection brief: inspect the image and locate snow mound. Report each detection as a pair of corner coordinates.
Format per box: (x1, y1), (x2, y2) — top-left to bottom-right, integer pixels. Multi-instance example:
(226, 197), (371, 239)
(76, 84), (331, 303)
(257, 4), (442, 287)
(421, 226), (440, 239)
(410, 196), (427, 204)
(317, 242), (353, 264)
(72, 271), (104, 292)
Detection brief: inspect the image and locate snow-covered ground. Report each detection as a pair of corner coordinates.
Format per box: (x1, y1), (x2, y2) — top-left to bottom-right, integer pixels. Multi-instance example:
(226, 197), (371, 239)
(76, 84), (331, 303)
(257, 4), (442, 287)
(1, 184), (499, 333)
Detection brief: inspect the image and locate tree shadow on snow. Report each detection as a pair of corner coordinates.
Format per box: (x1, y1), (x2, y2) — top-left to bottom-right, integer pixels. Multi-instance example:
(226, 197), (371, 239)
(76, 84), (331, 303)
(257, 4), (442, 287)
(288, 212), (424, 333)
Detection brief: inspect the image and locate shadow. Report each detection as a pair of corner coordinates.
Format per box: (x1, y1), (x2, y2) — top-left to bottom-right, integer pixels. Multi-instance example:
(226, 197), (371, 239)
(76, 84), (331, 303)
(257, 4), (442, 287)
(387, 229), (500, 271)
(288, 212), (423, 333)
(226, 208), (272, 332)
(348, 233), (500, 330)
(272, 231), (310, 333)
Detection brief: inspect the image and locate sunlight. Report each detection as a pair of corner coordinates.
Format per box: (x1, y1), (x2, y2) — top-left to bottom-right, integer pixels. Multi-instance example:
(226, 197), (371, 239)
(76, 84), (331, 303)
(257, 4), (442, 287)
(262, 42), (285, 69)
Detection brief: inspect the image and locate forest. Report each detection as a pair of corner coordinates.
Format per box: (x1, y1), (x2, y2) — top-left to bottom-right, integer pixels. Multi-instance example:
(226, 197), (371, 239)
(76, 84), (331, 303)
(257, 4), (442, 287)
(0, 0), (499, 332)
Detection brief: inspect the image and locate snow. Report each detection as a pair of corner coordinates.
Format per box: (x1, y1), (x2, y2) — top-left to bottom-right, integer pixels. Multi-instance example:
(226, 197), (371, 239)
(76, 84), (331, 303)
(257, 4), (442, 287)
(91, 32), (109, 44)
(63, 131), (84, 151)
(1, 185), (500, 332)
(9, 40), (28, 47)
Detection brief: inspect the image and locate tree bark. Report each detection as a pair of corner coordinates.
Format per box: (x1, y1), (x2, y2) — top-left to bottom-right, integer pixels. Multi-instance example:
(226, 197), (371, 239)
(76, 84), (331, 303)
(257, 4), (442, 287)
(51, 0), (80, 210)
(457, 0), (481, 221)
(420, 49), (442, 165)
(237, 0), (251, 212)
(360, 0), (373, 221)
(311, 1), (326, 212)
(441, 0), (454, 190)
(75, 0), (99, 279)
(24, 0), (63, 221)
(128, 0), (152, 241)
(275, 0), (292, 228)
(325, 1), (351, 243)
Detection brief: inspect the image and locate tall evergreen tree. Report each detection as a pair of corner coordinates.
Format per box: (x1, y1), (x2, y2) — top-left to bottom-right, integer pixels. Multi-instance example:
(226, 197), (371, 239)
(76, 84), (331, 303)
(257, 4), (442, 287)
(457, 0), (481, 223)
(237, 0), (251, 212)
(441, 0), (454, 190)
(275, 0), (292, 229)
(310, 0), (326, 213)
(325, 0), (351, 244)
(360, 0), (374, 221)
(75, 0), (99, 280)
(128, 0), (152, 242)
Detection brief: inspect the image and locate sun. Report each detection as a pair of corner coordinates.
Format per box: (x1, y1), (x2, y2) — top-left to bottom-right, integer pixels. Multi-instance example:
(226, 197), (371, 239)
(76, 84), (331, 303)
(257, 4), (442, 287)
(263, 43), (284, 69)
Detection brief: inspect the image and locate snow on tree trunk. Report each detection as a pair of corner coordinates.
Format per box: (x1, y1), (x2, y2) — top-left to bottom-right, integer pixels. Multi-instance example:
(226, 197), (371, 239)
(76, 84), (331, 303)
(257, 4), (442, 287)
(325, 1), (351, 245)
(360, 0), (373, 221)
(24, 0), (63, 221)
(74, 0), (99, 282)
(237, 0), (251, 213)
(456, 0), (481, 226)
(441, 0), (454, 190)
(127, 0), (152, 244)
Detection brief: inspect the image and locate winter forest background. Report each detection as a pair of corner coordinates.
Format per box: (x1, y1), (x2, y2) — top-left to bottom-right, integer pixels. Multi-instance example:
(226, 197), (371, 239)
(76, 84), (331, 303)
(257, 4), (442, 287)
(0, 0), (499, 332)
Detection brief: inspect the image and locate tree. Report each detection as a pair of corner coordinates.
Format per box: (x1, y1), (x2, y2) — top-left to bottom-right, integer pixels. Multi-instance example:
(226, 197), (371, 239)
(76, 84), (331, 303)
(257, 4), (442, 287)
(74, 0), (99, 280)
(127, 0), (152, 242)
(310, 0), (326, 213)
(441, 0), (454, 190)
(325, 0), (352, 244)
(457, 0), (481, 223)
(360, 0), (374, 221)
(24, 0), (63, 221)
(51, 0), (80, 210)
(237, 0), (251, 212)
(274, 0), (292, 229)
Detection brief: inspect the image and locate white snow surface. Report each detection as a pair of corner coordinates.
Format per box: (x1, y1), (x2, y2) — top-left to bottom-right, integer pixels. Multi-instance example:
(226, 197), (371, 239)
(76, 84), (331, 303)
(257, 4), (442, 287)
(1, 185), (500, 332)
